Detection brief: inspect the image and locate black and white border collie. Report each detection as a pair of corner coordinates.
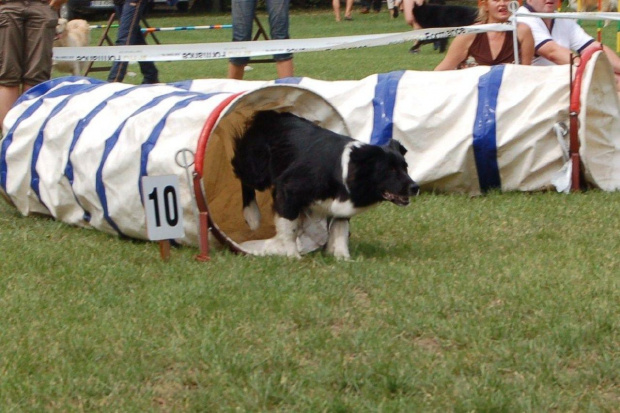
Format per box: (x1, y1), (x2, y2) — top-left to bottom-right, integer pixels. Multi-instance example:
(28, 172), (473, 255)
(231, 110), (419, 259)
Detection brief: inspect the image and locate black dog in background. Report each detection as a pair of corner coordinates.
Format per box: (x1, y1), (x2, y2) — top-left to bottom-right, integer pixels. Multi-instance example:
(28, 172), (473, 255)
(410, 0), (478, 53)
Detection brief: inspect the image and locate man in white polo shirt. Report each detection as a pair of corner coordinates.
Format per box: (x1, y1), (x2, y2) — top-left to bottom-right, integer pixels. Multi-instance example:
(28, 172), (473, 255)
(518, 0), (620, 88)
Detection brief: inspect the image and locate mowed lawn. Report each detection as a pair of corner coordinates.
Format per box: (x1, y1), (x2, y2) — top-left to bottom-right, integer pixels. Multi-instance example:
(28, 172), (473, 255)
(1, 8), (620, 411)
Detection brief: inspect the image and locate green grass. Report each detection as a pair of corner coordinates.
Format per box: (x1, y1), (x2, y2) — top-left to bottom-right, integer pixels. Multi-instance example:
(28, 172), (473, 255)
(2, 192), (620, 410)
(3, 8), (620, 411)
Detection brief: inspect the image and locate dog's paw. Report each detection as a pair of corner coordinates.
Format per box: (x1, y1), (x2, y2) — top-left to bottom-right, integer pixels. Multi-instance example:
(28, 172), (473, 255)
(243, 200), (261, 231)
(332, 249), (351, 261)
(240, 239), (301, 258)
(265, 238), (301, 258)
(326, 243), (351, 260)
(239, 239), (268, 255)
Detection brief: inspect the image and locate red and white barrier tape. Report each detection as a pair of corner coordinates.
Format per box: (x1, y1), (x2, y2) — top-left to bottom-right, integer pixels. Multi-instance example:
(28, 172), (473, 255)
(53, 23), (514, 62)
(514, 11), (620, 22)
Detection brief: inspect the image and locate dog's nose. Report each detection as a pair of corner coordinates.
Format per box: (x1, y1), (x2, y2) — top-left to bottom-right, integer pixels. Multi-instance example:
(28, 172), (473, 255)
(410, 182), (420, 196)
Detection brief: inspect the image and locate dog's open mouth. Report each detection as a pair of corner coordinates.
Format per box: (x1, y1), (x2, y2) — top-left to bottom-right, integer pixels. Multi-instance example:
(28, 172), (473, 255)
(383, 191), (410, 206)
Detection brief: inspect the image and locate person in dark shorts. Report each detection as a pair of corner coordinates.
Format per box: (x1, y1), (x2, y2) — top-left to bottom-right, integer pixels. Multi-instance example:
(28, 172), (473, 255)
(0, 0), (65, 126)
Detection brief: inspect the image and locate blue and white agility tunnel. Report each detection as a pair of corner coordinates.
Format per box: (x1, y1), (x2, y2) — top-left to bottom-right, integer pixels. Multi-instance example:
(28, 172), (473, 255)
(2, 50), (620, 252)
(0, 77), (348, 251)
(181, 50), (620, 194)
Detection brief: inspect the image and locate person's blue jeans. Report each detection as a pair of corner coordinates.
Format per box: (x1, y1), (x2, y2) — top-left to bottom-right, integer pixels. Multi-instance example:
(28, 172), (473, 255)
(229, 0), (292, 66)
(107, 0), (159, 84)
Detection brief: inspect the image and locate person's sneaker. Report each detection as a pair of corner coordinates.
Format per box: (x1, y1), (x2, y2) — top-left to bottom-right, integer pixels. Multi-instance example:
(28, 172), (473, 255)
(360, 7), (369, 13)
(392, 6), (399, 17)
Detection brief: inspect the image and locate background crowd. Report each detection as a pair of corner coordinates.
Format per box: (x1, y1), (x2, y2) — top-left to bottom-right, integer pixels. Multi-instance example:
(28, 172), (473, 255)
(2, 0), (620, 128)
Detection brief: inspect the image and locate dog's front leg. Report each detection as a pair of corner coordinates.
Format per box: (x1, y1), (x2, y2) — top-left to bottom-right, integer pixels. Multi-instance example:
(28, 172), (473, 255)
(241, 214), (300, 258)
(326, 218), (350, 260)
(241, 183), (261, 230)
(265, 214), (300, 258)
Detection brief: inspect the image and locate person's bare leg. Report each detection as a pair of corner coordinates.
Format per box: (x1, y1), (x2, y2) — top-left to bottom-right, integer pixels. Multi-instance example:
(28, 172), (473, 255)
(344, 0), (354, 19)
(332, 0), (341, 21)
(276, 59), (294, 79)
(402, 0), (424, 52)
(227, 63), (246, 80)
(403, 0), (423, 29)
(0, 85), (21, 127)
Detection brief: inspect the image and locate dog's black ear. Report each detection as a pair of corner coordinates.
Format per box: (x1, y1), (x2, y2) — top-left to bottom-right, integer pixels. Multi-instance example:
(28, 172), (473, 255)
(388, 139), (407, 156)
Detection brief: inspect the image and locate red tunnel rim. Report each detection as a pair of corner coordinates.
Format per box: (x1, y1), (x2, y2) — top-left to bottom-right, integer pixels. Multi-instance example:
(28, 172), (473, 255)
(570, 46), (601, 113)
(194, 91), (245, 176)
(192, 91), (246, 254)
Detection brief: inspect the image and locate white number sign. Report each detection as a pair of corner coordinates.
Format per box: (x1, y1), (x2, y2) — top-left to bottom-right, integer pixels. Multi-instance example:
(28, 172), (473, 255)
(141, 175), (185, 241)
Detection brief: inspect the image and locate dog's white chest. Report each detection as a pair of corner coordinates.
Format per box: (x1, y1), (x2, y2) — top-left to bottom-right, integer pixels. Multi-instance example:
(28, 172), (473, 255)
(310, 198), (366, 218)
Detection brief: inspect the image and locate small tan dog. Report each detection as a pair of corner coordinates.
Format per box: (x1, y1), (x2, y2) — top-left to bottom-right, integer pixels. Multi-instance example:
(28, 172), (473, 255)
(568, 0), (616, 11)
(53, 18), (91, 76)
(568, 0), (617, 26)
